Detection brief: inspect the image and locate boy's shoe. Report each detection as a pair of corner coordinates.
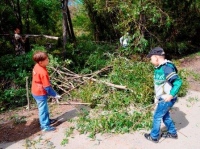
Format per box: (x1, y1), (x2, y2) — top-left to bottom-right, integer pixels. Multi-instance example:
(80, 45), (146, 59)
(50, 119), (57, 124)
(144, 133), (159, 143)
(42, 126), (56, 132)
(161, 132), (178, 139)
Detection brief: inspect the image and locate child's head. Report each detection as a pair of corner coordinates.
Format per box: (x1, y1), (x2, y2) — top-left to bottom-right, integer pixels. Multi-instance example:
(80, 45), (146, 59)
(147, 47), (165, 66)
(33, 51), (49, 67)
(14, 27), (20, 34)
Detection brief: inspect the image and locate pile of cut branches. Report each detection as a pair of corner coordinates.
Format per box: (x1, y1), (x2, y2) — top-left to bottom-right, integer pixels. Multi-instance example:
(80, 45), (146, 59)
(49, 65), (127, 96)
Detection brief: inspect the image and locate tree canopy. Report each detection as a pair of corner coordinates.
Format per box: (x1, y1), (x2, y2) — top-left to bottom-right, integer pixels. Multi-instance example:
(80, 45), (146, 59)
(1, 0), (200, 55)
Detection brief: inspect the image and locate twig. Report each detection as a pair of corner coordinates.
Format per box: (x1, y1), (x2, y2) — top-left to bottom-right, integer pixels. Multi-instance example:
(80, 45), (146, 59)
(58, 102), (91, 105)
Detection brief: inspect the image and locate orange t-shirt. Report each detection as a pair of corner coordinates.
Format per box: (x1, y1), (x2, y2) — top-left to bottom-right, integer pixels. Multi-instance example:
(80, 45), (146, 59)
(31, 63), (51, 96)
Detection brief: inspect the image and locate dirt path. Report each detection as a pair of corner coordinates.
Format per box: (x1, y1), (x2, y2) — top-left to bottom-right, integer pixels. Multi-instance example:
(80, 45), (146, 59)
(1, 89), (200, 149)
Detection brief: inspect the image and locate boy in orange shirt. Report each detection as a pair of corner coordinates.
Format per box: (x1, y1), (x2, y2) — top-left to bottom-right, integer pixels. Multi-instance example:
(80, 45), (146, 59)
(31, 51), (61, 132)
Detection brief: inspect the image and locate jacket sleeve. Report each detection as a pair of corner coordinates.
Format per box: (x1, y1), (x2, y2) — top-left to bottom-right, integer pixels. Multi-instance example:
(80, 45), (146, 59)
(164, 64), (183, 97)
(44, 86), (57, 97)
(170, 77), (182, 96)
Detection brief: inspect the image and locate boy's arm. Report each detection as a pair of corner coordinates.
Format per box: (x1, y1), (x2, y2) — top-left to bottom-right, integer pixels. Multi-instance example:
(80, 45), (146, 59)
(164, 78), (182, 102)
(41, 74), (60, 98)
(169, 77), (182, 97)
(44, 86), (57, 97)
(44, 86), (61, 99)
(164, 65), (183, 101)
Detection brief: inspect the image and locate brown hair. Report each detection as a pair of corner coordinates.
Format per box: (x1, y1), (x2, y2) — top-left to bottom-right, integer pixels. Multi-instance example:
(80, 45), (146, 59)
(33, 51), (48, 63)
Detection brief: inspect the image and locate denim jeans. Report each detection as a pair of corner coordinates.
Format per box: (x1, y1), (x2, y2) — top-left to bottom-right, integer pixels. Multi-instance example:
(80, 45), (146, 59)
(32, 95), (50, 129)
(150, 97), (177, 139)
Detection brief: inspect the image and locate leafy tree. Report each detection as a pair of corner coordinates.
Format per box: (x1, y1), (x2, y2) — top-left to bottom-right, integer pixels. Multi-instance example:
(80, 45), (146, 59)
(80, 0), (200, 54)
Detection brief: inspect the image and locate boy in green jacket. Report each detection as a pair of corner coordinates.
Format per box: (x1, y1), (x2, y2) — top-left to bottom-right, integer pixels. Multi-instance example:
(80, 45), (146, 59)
(144, 47), (182, 143)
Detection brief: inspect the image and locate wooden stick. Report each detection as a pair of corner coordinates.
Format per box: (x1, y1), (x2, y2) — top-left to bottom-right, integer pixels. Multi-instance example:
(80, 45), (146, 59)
(58, 102), (91, 105)
(84, 77), (127, 90)
(26, 77), (30, 110)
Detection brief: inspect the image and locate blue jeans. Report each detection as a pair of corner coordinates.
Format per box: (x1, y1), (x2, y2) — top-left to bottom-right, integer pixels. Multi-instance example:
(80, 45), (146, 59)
(150, 97), (177, 139)
(32, 95), (50, 129)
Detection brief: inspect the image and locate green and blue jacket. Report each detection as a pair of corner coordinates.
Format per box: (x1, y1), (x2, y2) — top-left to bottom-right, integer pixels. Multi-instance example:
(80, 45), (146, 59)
(154, 60), (182, 99)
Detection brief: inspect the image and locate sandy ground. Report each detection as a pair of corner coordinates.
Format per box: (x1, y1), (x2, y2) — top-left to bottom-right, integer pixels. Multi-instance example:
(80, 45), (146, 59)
(1, 89), (200, 149)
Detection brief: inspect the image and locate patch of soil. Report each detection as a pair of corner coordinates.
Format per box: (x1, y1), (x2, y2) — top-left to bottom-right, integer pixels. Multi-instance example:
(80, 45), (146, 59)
(0, 104), (74, 143)
(179, 55), (200, 91)
(0, 55), (200, 144)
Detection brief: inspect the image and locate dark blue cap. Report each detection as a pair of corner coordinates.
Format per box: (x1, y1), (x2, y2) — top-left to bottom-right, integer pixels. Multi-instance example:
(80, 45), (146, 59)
(147, 47), (165, 58)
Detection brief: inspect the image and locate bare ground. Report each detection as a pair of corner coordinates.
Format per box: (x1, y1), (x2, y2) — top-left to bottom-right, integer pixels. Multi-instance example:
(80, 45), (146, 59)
(0, 55), (200, 149)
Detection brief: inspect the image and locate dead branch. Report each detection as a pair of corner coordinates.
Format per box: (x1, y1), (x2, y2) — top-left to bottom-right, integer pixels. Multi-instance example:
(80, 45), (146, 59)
(26, 77), (30, 110)
(49, 65), (127, 98)
(58, 102), (91, 105)
(0, 34), (59, 40)
(48, 65), (129, 110)
(26, 34), (59, 40)
(83, 77), (127, 90)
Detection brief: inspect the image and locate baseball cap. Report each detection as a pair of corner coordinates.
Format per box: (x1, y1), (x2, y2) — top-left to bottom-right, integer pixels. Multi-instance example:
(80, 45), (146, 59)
(147, 47), (165, 58)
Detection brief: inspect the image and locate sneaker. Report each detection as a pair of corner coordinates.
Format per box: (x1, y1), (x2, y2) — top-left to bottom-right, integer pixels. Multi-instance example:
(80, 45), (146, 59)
(50, 119), (57, 124)
(144, 133), (159, 143)
(42, 126), (56, 132)
(161, 132), (178, 139)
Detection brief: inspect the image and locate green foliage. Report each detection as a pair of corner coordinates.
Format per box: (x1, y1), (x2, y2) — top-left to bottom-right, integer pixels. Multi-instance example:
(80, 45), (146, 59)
(178, 69), (189, 97)
(0, 52), (35, 112)
(190, 71), (200, 81)
(72, 55), (154, 106)
(70, 54), (188, 137)
(25, 135), (55, 148)
(76, 110), (152, 137)
(79, 0), (200, 56)
(72, 3), (92, 37)
(61, 127), (75, 146)
(70, 56), (153, 136)
(65, 39), (115, 73)
(30, 0), (61, 34)
(10, 114), (27, 125)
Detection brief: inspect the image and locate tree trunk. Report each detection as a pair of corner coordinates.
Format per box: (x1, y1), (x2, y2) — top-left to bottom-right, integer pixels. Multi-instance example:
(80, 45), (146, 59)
(25, 0), (30, 52)
(9, 0), (23, 30)
(16, 0), (23, 31)
(62, 0), (76, 55)
(62, 0), (68, 51)
(66, 6), (76, 42)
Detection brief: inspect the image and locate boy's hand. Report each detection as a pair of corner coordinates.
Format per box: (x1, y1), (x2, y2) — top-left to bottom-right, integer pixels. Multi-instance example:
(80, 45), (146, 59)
(55, 95), (61, 99)
(164, 94), (173, 102)
(54, 95), (61, 104)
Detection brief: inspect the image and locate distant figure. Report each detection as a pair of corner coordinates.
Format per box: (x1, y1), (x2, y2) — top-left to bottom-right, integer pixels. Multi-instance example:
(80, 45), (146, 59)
(14, 27), (26, 55)
(120, 32), (130, 48)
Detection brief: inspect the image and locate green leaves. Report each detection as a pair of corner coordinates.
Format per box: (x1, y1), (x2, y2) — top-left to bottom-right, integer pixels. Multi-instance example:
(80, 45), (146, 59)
(70, 52), (188, 138)
(70, 55), (155, 137)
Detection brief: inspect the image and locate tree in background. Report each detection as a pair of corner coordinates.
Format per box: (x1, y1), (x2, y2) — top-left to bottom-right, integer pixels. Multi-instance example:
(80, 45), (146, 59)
(80, 0), (200, 55)
(61, 0), (76, 52)
(1, 0), (200, 55)
(0, 0), (62, 54)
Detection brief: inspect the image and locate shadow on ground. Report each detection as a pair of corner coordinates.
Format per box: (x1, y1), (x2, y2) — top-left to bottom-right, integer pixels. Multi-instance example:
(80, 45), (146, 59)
(0, 118), (40, 143)
(0, 104), (89, 149)
(171, 106), (189, 131)
(52, 104), (90, 127)
(161, 106), (189, 134)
